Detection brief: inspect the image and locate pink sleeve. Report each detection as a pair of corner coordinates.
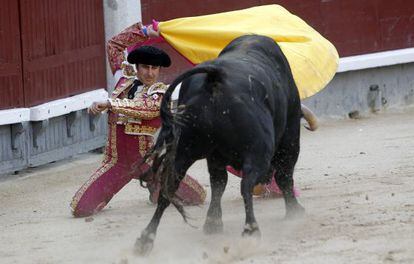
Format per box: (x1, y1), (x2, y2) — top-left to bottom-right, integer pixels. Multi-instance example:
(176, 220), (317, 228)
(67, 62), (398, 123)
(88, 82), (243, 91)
(106, 23), (148, 74)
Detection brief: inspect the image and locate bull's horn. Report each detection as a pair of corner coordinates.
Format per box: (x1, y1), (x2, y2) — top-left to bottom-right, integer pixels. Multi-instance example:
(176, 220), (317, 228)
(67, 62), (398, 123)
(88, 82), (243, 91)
(301, 104), (318, 131)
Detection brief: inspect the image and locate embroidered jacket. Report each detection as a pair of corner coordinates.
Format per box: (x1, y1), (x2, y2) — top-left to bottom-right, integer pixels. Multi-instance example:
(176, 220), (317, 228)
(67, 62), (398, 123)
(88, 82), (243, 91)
(109, 80), (168, 136)
(106, 22), (167, 136)
(107, 23), (148, 74)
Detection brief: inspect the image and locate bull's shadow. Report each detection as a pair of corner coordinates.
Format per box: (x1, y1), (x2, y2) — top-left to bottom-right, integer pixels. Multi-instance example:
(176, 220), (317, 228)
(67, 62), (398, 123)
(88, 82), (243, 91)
(134, 34), (317, 255)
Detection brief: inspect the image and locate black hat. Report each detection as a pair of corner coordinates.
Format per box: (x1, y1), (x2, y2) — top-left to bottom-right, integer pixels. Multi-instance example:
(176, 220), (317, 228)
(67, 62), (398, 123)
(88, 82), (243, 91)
(127, 46), (171, 67)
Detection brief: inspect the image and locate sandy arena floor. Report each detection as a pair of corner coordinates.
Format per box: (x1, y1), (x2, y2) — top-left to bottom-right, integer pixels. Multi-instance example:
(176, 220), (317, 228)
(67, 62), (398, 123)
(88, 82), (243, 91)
(1, 109), (414, 264)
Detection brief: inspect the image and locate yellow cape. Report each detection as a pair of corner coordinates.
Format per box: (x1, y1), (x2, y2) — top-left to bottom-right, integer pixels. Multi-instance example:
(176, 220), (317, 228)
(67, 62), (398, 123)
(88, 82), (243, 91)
(158, 5), (338, 99)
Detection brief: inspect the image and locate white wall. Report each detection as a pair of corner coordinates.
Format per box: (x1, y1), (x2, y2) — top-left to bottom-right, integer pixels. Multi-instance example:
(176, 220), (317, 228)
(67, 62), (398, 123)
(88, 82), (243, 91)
(103, 0), (142, 90)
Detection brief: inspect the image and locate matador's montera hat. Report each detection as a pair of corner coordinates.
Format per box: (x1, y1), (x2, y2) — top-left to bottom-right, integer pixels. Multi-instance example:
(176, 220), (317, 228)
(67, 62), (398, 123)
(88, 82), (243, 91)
(127, 45), (171, 67)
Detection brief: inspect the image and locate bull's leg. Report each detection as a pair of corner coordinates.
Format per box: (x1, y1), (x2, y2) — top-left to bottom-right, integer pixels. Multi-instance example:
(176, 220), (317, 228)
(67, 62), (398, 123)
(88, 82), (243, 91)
(203, 155), (228, 234)
(273, 129), (305, 219)
(240, 158), (268, 237)
(135, 157), (194, 255)
(134, 194), (170, 256)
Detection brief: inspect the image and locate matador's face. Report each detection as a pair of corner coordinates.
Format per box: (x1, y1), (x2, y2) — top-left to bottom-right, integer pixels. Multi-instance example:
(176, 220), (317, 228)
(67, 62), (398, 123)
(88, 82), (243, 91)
(136, 64), (160, 86)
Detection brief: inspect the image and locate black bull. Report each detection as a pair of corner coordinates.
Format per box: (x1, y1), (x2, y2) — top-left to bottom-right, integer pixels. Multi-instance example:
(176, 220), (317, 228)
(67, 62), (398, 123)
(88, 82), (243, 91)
(135, 35), (317, 255)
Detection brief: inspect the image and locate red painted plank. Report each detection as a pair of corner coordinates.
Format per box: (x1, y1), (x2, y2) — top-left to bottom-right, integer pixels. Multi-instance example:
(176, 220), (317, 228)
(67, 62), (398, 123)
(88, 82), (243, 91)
(140, 0), (414, 83)
(19, 0), (107, 107)
(141, 0), (414, 57)
(0, 0), (24, 110)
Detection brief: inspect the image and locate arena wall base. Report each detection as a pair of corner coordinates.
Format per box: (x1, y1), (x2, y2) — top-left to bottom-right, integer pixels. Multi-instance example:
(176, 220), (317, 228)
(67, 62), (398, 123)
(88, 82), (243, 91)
(0, 110), (107, 176)
(304, 62), (414, 119)
(0, 123), (29, 175)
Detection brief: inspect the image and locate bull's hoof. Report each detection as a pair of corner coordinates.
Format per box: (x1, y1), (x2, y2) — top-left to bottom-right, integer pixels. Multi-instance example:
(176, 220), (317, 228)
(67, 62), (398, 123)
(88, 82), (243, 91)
(285, 204), (306, 219)
(134, 235), (154, 256)
(241, 223), (261, 238)
(203, 217), (223, 235)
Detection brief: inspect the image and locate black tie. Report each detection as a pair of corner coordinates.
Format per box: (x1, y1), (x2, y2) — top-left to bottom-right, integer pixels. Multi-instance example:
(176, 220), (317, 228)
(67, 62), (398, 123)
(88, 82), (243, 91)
(127, 80), (143, 99)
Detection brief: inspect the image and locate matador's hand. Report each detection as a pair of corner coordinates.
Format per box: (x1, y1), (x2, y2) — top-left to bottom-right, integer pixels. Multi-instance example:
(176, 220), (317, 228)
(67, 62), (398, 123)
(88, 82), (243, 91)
(140, 20), (160, 38)
(88, 100), (110, 115)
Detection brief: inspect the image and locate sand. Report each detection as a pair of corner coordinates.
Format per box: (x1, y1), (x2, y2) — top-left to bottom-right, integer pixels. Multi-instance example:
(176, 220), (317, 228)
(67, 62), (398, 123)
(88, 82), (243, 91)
(1, 109), (413, 264)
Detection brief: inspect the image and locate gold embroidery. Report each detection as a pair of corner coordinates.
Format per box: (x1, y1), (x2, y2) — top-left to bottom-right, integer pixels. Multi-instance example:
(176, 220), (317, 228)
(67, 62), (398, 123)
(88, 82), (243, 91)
(138, 136), (147, 157)
(147, 82), (168, 95)
(111, 78), (136, 99)
(112, 107), (160, 120)
(107, 22), (147, 73)
(109, 82), (166, 120)
(70, 122), (119, 212)
(181, 176), (207, 203)
(124, 123), (157, 135)
(116, 116), (141, 125)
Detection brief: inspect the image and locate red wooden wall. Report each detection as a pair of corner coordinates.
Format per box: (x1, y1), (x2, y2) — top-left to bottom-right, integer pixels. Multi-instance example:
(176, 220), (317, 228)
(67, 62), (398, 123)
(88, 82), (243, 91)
(0, 0), (24, 109)
(0, 0), (106, 110)
(141, 0), (414, 82)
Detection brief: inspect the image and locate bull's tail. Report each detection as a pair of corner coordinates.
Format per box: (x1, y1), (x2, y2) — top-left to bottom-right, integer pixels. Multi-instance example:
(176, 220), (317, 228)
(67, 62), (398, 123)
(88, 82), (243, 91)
(145, 62), (224, 176)
(142, 63), (224, 223)
(143, 63), (223, 160)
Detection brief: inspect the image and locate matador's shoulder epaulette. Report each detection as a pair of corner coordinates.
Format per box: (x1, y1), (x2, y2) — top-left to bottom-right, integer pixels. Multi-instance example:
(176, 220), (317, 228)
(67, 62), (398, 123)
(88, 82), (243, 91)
(147, 82), (169, 95)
